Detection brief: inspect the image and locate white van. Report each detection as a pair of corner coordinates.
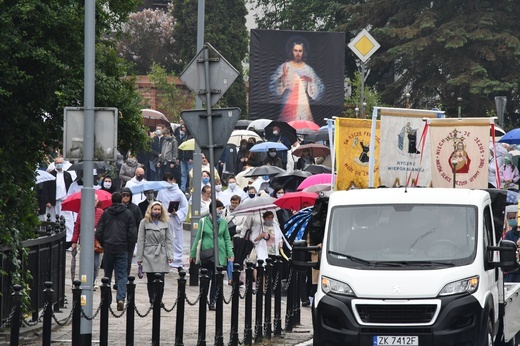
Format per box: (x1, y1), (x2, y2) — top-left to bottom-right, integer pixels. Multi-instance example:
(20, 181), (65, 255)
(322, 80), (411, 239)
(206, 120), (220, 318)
(293, 188), (520, 346)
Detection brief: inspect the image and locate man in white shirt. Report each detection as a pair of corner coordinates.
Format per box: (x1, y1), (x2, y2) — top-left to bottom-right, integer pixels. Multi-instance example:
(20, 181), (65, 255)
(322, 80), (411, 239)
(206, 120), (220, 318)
(125, 167), (147, 205)
(218, 176), (247, 207)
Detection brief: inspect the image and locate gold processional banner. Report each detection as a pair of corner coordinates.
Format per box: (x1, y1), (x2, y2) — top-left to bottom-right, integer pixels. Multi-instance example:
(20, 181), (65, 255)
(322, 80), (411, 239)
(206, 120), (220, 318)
(335, 117), (380, 189)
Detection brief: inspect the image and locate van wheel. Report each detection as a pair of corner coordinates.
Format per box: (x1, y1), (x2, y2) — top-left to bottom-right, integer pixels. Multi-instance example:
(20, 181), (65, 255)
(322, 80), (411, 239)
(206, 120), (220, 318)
(486, 319), (494, 346)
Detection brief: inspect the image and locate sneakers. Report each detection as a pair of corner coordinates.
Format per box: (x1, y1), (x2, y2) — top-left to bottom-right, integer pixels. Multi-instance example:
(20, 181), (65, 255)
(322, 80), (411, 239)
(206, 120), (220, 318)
(302, 300), (311, 307)
(208, 302), (216, 311)
(117, 301), (124, 311)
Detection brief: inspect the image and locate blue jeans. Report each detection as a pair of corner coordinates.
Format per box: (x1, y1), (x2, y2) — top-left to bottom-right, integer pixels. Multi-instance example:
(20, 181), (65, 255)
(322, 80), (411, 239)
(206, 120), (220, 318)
(103, 252), (128, 303)
(180, 160), (193, 192)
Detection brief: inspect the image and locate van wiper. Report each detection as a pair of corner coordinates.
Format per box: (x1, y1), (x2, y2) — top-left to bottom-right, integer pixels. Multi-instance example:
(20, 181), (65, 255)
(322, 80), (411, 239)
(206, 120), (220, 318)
(376, 261), (455, 267)
(408, 228), (437, 250)
(329, 250), (374, 266)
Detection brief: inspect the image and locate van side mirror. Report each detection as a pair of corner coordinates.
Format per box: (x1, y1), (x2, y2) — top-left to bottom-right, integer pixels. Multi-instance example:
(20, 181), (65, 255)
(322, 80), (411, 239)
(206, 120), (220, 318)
(488, 240), (519, 273)
(291, 240), (320, 270)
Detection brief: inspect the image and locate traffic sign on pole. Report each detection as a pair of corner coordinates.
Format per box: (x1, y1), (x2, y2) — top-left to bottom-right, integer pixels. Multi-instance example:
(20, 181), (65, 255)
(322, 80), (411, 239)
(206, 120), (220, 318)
(180, 43), (239, 107)
(181, 107), (241, 162)
(348, 29), (380, 62)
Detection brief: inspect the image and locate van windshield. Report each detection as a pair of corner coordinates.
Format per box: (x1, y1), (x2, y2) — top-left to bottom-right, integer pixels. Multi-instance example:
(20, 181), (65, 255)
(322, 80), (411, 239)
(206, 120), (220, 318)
(327, 204), (477, 267)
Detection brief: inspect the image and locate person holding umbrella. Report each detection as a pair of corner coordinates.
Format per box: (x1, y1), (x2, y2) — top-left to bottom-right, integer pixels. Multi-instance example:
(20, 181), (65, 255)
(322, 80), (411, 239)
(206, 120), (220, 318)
(263, 148), (283, 168)
(267, 125), (292, 169)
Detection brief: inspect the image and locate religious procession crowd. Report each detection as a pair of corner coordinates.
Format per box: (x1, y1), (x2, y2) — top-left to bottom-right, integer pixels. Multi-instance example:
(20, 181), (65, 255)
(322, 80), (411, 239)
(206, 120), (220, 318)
(35, 119), (331, 312)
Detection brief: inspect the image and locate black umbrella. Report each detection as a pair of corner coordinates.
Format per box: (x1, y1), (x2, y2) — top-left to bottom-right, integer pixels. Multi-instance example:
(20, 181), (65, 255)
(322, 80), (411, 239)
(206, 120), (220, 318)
(67, 161), (110, 172)
(244, 165), (285, 177)
(264, 121), (298, 145)
(270, 170), (312, 191)
(235, 119), (251, 130)
(307, 129), (329, 143)
(303, 164), (332, 174)
(232, 237), (254, 267)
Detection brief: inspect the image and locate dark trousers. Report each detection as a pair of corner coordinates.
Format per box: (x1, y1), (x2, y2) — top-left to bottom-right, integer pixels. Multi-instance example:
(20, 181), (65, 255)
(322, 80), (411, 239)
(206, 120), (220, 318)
(103, 251), (128, 303)
(146, 272), (165, 304)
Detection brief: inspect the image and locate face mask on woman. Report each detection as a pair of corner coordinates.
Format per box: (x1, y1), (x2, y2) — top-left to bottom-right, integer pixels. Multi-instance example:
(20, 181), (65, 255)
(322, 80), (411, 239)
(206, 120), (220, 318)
(264, 220), (273, 226)
(215, 184), (222, 192)
(508, 219), (518, 228)
(151, 212), (161, 218)
(248, 193), (256, 199)
(228, 182), (237, 190)
(202, 177), (210, 185)
(103, 182), (112, 189)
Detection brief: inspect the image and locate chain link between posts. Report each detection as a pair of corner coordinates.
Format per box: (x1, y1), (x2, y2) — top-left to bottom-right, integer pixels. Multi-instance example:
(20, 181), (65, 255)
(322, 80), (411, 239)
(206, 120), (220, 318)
(80, 297), (103, 321)
(21, 302), (47, 327)
(0, 304), (17, 329)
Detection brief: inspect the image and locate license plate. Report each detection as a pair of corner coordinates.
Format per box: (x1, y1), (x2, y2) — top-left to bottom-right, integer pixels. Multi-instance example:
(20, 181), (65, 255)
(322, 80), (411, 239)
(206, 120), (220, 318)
(373, 336), (419, 345)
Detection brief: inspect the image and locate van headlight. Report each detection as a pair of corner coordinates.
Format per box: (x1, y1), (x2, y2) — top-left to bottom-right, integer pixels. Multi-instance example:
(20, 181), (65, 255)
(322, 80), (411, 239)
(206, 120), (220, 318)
(439, 276), (479, 296)
(322, 276), (355, 296)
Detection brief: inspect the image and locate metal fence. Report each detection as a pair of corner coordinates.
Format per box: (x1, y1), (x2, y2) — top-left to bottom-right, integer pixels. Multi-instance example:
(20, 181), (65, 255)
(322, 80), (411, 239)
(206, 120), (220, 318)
(0, 218), (66, 324)
(4, 257), (306, 346)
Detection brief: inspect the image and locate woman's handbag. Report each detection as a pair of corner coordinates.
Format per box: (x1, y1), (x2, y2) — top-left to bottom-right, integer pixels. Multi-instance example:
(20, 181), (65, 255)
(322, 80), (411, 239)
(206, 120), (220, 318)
(137, 263), (144, 279)
(196, 218), (214, 266)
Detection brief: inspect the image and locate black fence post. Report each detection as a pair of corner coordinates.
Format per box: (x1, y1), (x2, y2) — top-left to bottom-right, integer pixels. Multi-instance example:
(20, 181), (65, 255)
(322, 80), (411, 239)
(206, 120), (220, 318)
(42, 281), (53, 346)
(244, 262), (254, 345)
(72, 280), (82, 346)
(274, 256), (282, 336)
(264, 258), (273, 340)
(285, 268), (294, 332)
(175, 270), (187, 346)
(254, 260), (264, 343)
(152, 273), (163, 346)
(100, 277), (110, 346)
(229, 264), (240, 346)
(215, 266), (224, 346)
(9, 285), (22, 346)
(189, 261), (199, 286)
(294, 271), (301, 325)
(126, 276), (136, 346)
(197, 268), (209, 346)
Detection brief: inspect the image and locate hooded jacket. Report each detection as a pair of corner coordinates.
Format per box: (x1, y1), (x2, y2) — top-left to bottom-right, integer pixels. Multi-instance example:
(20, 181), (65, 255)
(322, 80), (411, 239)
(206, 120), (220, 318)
(95, 203), (137, 254)
(121, 187), (143, 230)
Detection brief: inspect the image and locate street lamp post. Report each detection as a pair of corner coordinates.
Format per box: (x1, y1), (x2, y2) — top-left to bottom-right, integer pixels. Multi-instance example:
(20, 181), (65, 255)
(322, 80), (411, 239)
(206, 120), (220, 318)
(355, 107), (359, 118)
(362, 102), (367, 118)
(457, 97), (463, 119)
(406, 93), (410, 108)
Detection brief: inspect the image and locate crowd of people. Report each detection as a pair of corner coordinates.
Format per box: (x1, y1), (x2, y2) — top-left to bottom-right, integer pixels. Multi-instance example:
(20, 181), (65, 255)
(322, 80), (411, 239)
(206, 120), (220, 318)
(36, 120), (330, 311)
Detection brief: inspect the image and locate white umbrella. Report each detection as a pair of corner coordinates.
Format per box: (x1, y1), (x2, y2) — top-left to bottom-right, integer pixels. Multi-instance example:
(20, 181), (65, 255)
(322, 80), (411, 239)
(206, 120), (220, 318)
(36, 170), (56, 184)
(228, 129), (263, 146)
(232, 195), (278, 215)
(247, 119), (272, 132)
(128, 180), (172, 194)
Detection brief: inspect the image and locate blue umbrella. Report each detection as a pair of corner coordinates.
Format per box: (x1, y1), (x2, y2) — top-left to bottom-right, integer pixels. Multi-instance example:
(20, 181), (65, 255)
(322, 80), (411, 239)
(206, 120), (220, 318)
(249, 141), (289, 152)
(499, 128), (520, 145)
(283, 207), (313, 244)
(128, 180), (172, 194)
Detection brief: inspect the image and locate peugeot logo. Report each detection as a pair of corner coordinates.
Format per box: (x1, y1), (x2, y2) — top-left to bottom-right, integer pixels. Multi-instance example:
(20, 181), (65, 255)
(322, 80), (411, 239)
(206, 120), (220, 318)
(392, 285), (401, 294)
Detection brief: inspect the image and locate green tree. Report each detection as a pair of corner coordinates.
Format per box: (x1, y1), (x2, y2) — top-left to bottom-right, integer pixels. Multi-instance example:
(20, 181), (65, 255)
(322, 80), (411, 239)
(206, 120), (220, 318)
(336, 0), (520, 117)
(149, 63), (195, 123)
(0, 0), (147, 305)
(171, 0), (249, 114)
(344, 71), (382, 118)
(248, 0), (340, 31)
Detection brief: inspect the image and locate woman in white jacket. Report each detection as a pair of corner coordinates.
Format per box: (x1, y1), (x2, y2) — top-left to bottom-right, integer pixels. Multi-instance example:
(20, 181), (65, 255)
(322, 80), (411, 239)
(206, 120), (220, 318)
(136, 201), (173, 304)
(251, 211), (283, 264)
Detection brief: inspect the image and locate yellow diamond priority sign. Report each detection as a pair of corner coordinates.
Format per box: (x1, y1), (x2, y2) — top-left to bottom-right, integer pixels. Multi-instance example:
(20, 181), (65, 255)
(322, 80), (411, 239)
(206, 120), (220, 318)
(348, 29), (380, 62)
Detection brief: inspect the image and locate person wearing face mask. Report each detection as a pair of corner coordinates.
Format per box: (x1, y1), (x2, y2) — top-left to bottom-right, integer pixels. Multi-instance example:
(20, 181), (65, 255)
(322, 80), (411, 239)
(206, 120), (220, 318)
(119, 152), (139, 188)
(237, 139), (251, 173)
(263, 148), (283, 168)
(100, 175), (117, 194)
(175, 124), (193, 193)
(189, 200), (234, 311)
(504, 204), (520, 282)
(201, 170), (212, 189)
(251, 211), (284, 265)
(218, 176), (247, 207)
(138, 189), (157, 217)
(188, 154), (221, 192)
(150, 124), (166, 181)
(41, 156), (73, 223)
(125, 167), (147, 205)
(157, 173), (189, 269)
(136, 201), (173, 304)
(267, 126), (292, 169)
(199, 185), (212, 217)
